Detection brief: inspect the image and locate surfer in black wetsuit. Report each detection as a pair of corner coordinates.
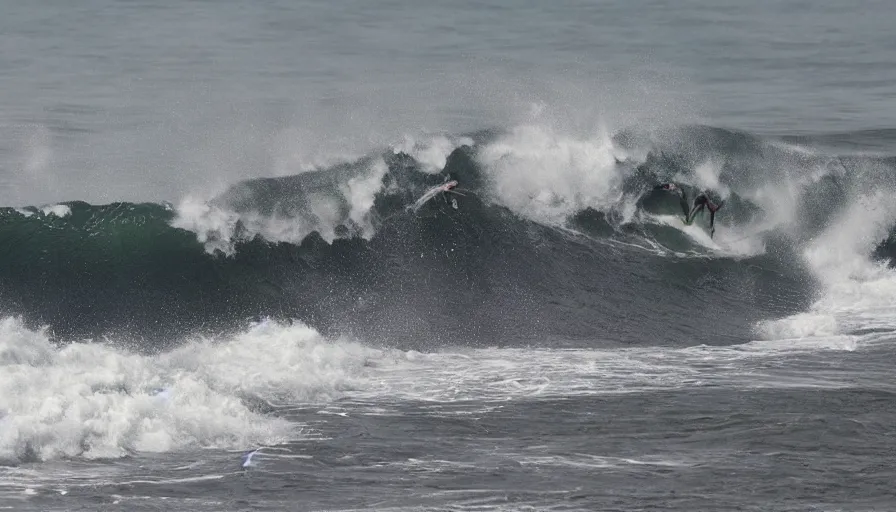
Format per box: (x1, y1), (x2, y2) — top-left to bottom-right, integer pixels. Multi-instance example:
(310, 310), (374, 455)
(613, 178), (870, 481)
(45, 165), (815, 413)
(655, 183), (724, 237)
(687, 192), (723, 237)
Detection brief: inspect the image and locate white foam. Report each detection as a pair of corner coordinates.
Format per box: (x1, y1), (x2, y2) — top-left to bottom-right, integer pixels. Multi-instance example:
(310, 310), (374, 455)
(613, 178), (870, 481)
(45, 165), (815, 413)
(709, 225), (769, 258)
(652, 214), (718, 249)
(164, 320), (383, 404)
(477, 124), (623, 225)
(391, 134), (473, 174)
(473, 121), (768, 259)
(169, 196), (241, 255)
(759, 188), (896, 339)
(0, 317), (382, 463)
(687, 160), (731, 199)
(172, 158), (388, 254)
(39, 204), (71, 218)
(0, 309), (881, 470)
(341, 158), (388, 239)
(757, 313), (839, 340)
(350, 339), (861, 406)
(733, 146), (850, 246)
(649, 214), (765, 258)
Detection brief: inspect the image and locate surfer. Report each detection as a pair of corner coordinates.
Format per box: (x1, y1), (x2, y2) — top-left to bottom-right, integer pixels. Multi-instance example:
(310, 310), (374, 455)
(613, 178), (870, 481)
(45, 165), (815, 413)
(687, 192), (724, 237)
(654, 183), (724, 237)
(412, 176), (464, 212)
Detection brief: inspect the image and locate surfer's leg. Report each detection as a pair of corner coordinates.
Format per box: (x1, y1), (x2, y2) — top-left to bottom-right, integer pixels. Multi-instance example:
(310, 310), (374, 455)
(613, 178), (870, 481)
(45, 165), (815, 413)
(707, 201), (722, 237)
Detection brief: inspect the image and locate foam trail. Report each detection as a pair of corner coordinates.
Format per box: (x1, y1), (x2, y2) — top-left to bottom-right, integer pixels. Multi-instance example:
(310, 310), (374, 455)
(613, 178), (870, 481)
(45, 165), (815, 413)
(351, 339), (870, 406)
(647, 213), (766, 258)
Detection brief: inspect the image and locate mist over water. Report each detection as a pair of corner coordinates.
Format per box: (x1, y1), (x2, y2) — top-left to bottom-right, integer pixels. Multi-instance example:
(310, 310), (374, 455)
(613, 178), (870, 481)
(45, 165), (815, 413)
(2, 1), (896, 510)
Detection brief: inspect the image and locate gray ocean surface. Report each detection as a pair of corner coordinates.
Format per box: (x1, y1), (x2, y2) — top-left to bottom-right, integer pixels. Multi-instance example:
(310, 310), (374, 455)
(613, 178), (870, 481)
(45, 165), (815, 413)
(2, 0), (895, 206)
(1, 1), (896, 511)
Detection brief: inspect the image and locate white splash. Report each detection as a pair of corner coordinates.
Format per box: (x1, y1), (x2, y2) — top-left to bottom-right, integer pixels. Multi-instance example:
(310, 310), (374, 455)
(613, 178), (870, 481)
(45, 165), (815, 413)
(40, 204), (71, 218)
(170, 196), (241, 256)
(758, 188), (896, 339)
(391, 134), (473, 174)
(172, 158), (388, 255)
(342, 158), (388, 239)
(0, 317), (384, 463)
(477, 124), (623, 224)
(690, 160), (730, 199)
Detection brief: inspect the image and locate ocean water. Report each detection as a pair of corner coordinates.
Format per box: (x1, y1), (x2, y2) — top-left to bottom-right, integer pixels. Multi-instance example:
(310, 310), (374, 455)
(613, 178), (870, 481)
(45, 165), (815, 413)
(1, 1), (895, 510)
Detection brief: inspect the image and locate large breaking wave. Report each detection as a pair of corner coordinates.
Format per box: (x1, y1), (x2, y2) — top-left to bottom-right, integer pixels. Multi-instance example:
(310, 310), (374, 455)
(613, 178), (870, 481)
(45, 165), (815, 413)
(4, 121), (896, 465)
(1, 123), (895, 350)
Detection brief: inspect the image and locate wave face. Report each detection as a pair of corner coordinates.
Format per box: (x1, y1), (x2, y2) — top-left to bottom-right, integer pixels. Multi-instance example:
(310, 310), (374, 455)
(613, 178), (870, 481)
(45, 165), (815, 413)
(2, 125), (896, 350)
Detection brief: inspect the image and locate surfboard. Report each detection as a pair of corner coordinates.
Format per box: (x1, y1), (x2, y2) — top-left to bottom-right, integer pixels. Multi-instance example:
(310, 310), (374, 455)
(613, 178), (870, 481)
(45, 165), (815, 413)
(411, 180), (461, 212)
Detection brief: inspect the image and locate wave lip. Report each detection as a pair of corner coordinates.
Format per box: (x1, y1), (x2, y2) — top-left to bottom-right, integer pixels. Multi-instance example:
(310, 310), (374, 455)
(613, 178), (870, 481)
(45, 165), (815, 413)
(171, 157), (390, 255)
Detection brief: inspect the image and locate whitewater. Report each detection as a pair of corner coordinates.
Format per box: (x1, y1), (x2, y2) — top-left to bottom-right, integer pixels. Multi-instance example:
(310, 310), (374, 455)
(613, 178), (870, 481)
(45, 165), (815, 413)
(3, 0), (896, 510)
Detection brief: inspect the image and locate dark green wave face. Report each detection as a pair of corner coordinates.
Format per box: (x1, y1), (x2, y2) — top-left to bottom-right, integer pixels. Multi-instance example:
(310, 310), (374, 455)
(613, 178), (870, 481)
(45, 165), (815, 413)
(2, 125), (895, 350)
